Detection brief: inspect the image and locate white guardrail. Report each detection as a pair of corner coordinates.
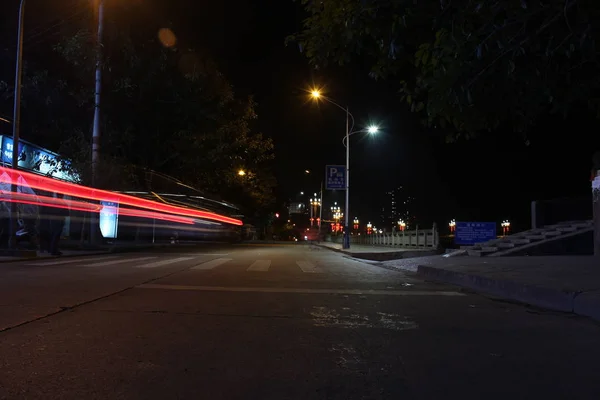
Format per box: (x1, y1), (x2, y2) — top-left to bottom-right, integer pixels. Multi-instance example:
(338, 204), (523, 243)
(330, 224), (439, 249)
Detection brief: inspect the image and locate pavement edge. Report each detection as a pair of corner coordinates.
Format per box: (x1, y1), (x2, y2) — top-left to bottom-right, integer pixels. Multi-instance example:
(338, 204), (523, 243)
(416, 265), (580, 314)
(313, 243), (439, 261)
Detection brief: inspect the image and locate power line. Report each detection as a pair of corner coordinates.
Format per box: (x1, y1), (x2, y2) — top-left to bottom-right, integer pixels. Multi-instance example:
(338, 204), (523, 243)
(1, 1), (90, 53)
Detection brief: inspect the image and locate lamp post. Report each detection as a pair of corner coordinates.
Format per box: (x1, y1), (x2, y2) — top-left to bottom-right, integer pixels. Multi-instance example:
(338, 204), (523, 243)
(89, 0), (105, 245)
(9, 0), (26, 249)
(398, 219), (406, 232)
(310, 89), (378, 249)
(501, 220), (511, 236)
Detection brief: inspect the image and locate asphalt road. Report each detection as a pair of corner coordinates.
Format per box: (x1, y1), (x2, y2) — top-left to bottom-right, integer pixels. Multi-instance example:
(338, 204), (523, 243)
(0, 243), (599, 399)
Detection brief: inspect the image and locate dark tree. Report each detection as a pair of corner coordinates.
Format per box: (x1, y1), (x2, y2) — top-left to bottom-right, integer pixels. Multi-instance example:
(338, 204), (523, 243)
(1, 19), (276, 213)
(290, 0), (600, 139)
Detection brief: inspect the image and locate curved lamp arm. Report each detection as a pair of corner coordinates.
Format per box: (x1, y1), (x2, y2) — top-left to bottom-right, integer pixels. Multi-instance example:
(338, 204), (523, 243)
(319, 95), (355, 133)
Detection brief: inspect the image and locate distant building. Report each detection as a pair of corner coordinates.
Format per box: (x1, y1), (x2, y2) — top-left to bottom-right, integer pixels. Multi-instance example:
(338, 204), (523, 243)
(380, 186), (417, 231)
(288, 202), (306, 215)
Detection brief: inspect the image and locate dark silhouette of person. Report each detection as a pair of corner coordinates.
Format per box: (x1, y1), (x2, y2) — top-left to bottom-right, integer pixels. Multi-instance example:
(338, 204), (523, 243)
(48, 194), (69, 256)
(38, 203), (52, 253)
(592, 151), (600, 181)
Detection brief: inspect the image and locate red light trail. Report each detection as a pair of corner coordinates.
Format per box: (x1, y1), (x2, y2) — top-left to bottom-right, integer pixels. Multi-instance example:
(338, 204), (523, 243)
(0, 167), (242, 226)
(0, 191), (196, 225)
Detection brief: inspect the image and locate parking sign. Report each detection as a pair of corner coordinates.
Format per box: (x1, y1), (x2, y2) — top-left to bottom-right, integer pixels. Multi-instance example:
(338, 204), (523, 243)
(325, 165), (346, 190)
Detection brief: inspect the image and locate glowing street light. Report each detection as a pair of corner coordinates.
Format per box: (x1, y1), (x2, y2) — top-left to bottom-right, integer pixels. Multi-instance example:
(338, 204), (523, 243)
(238, 169), (246, 176)
(501, 220), (511, 236)
(449, 219), (456, 233)
(308, 87), (379, 250)
(367, 125), (379, 134)
(397, 219), (406, 231)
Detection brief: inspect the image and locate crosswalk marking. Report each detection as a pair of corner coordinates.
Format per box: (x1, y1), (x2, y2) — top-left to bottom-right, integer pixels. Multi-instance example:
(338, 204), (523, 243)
(134, 257), (195, 269)
(28, 256), (119, 266)
(138, 284), (465, 296)
(191, 258), (232, 270)
(296, 260), (322, 273)
(83, 256), (157, 267)
(247, 260), (271, 272)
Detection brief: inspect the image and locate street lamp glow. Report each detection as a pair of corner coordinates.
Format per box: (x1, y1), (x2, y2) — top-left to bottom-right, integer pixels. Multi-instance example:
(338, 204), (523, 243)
(310, 89), (321, 98)
(367, 125), (379, 134)
(237, 169), (246, 176)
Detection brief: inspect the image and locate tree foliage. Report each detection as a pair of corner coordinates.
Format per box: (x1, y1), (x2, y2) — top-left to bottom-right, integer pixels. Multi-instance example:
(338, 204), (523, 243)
(1, 20), (275, 212)
(290, 0), (600, 138)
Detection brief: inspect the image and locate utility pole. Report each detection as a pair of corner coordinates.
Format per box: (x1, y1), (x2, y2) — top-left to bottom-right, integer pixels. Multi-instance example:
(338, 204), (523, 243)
(9, 0), (26, 249)
(343, 107), (350, 249)
(318, 181), (323, 238)
(90, 0), (105, 244)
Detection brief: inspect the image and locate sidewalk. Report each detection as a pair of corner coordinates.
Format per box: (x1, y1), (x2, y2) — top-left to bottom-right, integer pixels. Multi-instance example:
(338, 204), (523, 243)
(316, 243), (600, 321)
(382, 255), (600, 321)
(316, 242), (439, 261)
(0, 240), (195, 263)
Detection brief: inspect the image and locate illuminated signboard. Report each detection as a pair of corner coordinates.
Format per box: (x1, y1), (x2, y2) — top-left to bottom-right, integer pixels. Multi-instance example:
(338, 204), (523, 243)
(99, 201), (119, 239)
(0, 135), (79, 183)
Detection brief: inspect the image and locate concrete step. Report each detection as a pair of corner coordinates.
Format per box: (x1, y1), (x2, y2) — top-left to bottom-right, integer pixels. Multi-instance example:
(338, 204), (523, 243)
(557, 226), (577, 233)
(467, 247), (498, 257)
(572, 221), (593, 228)
(496, 242), (516, 249)
(541, 230), (562, 237)
(509, 238), (531, 244)
(525, 235), (546, 240)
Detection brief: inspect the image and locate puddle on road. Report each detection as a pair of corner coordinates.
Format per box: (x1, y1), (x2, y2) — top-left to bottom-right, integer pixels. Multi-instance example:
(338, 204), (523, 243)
(310, 306), (418, 331)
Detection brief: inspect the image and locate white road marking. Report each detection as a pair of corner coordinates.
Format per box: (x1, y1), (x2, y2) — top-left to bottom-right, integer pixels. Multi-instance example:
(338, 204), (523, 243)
(136, 284), (465, 296)
(28, 256), (118, 266)
(134, 257), (195, 269)
(83, 256), (157, 267)
(296, 260), (322, 273)
(247, 260), (271, 272)
(191, 258), (232, 270)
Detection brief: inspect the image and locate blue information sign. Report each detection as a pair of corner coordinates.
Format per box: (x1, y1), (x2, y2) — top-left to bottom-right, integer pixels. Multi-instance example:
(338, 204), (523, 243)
(455, 221), (496, 245)
(325, 165), (346, 190)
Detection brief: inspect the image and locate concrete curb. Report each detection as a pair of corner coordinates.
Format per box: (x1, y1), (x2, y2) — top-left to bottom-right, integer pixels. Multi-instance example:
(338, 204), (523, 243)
(417, 265), (600, 321)
(573, 291), (600, 321)
(315, 243), (440, 261)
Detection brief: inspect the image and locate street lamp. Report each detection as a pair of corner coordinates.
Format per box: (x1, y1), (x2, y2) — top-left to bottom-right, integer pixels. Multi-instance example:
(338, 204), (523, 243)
(238, 169), (247, 176)
(501, 220), (511, 236)
(398, 219), (406, 232)
(309, 88), (379, 249)
(309, 197), (321, 227)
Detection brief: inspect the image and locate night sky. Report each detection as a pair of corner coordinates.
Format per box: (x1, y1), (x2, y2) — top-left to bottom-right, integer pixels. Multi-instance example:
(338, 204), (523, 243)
(1, 0), (599, 231)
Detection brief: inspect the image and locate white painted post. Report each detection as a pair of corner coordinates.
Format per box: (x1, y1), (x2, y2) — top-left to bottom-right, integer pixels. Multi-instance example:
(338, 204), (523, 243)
(415, 225), (419, 247)
(593, 171), (600, 257)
